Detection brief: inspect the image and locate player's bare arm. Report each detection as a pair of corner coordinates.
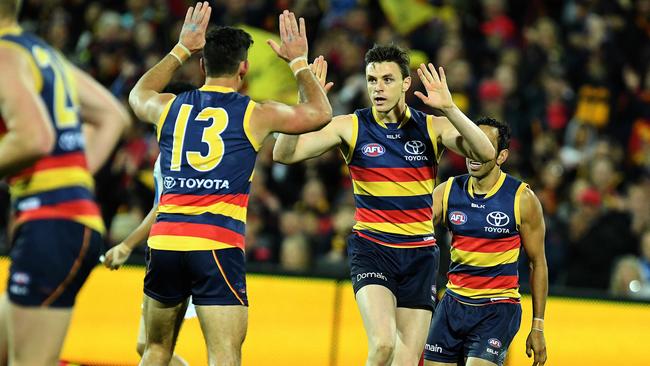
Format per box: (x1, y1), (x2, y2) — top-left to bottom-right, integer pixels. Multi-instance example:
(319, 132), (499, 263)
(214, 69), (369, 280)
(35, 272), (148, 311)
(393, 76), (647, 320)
(0, 45), (55, 177)
(72, 64), (131, 174)
(104, 204), (158, 270)
(519, 187), (548, 366)
(431, 181), (447, 227)
(273, 56), (348, 164)
(248, 11), (332, 145)
(129, 1), (211, 124)
(414, 63), (495, 162)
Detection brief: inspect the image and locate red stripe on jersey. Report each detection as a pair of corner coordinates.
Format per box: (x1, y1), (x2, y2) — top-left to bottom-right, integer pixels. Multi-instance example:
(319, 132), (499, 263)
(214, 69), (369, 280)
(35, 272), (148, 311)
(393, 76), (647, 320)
(150, 221), (245, 249)
(355, 207), (432, 224)
(448, 273), (519, 289)
(451, 234), (520, 253)
(16, 199), (101, 221)
(349, 166), (433, 182)
(160, 193), (248, 207)
(11, 152), (88, 180)
(355, 230), (436, 248)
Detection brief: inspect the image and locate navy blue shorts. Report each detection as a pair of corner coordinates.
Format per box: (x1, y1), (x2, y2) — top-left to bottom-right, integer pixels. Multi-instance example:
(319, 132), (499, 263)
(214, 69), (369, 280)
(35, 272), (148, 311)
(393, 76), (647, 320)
(8, 220), (103, 308)
(144, 247), (248, 306)
(347, 233), (439, 310)
(424, 294), (522, 365)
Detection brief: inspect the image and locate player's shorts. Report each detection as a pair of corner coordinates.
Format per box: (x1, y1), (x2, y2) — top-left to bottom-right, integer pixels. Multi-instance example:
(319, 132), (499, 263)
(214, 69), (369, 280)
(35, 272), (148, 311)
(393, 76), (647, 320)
(347, 232), (439, 310)
(424, 294), (522, 365)
(8, 220), (103, 308)
(144, 247), (248, 306)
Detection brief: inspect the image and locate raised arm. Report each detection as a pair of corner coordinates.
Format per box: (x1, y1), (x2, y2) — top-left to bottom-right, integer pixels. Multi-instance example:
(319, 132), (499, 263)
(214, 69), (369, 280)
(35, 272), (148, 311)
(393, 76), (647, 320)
(73, 64), (131, 174)
(128, 2), (211, 124)
(247, 11), (332, 145)
(415, 63), (495, 162)
(0, 45), (55, 177)
(519, 186), (548, 366)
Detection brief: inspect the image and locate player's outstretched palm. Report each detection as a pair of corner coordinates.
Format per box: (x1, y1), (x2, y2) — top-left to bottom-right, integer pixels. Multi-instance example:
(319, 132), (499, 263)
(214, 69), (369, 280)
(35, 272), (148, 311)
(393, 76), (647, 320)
(268, 10), (308, 62)
(179, 1), (212, 53)
(310, 55), (334, 93)
(414, 63), (454, 110)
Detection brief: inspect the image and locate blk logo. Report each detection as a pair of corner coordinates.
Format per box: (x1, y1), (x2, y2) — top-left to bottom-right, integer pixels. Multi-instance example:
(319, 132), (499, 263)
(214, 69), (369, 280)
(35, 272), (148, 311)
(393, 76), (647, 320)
(486, 211), (510, 227)
(362, 143), (386, 157)
(404, 140), (426, 155)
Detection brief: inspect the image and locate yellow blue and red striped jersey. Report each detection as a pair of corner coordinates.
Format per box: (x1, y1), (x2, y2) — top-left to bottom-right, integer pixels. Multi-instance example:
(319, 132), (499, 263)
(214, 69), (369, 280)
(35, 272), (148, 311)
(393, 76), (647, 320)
(149, 85), (259, 251)
(0, 26), (104, 234)
(442, 172), (527, 304)
(346, 106), (441, 248)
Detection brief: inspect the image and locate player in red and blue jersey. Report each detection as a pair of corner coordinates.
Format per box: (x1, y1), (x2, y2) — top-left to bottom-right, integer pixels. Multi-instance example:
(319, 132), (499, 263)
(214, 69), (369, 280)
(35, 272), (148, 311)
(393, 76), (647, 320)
(0, 0), (130, 364)
(128, 4), (332, 365)
(424, 118), (548, 366)
(273, 46), (495, 366)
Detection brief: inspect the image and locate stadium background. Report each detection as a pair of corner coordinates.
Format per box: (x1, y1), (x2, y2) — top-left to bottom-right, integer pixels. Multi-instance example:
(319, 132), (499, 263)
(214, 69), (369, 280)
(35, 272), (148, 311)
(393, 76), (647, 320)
(1, 0), (649, 365)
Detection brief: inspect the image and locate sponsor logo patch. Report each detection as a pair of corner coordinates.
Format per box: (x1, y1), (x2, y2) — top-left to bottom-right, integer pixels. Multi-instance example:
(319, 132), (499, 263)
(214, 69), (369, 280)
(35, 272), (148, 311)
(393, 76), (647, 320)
(449, 211), (467, 225)
(362, 143), (385, 157)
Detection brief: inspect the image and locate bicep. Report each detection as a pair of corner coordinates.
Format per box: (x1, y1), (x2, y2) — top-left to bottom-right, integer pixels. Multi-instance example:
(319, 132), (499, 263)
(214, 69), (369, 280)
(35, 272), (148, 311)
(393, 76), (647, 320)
(519, 188), (546, 262)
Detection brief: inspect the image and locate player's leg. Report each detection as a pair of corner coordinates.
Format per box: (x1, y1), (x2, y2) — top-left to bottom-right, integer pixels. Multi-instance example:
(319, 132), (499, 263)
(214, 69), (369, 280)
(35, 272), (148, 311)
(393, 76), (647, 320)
(137, 308), (189, 366)
(392, 307), (432, 365)
(0, 295), (8, 366)
(189, 248), (249, 366)
(6, 221), (102, 365)
(356, 285), (398, 365)
(140, 294), (187, 366)
(465, 358), (498, 366)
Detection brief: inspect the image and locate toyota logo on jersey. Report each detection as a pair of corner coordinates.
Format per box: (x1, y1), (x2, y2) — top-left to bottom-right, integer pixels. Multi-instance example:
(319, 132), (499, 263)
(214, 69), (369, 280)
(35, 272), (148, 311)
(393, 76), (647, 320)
(486, 211), (510, 227)
(362, 143), (386, 157)
(404, 140), (426, 155)
(449, 211), (467, 225)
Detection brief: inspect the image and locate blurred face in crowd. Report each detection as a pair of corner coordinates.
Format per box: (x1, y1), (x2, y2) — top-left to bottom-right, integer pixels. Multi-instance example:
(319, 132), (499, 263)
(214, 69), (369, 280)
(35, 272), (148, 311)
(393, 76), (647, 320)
(366, 61), (410, 113)
(466, 125), (507, 179)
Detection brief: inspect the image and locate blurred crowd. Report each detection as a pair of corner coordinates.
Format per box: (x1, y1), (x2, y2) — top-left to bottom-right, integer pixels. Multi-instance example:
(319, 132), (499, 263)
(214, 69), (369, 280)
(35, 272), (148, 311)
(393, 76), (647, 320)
(3, 0), (650, 299)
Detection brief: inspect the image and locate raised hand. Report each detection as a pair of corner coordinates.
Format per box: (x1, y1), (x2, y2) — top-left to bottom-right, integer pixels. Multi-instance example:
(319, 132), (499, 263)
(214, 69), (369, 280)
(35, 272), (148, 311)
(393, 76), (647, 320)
(526, 330), (547, 366)
(267, 10), (308, 62)
(179, 1), (212, 53)
(413, 63), (454, 111)
(310, 56), (334, 93)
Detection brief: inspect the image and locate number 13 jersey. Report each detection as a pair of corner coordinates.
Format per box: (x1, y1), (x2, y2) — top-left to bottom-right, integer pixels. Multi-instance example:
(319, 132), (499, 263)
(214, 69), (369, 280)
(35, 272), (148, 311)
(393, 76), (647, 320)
(149, 85), (260, 251)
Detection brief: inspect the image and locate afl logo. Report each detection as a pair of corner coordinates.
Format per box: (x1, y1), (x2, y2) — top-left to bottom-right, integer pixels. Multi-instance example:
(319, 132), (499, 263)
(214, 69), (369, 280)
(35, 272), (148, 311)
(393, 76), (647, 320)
(362, 143), (385, 157)
(404, 140), (426, 155)
(488, 338), (502, 349)
(486, 211), (510, 227)
(163, 176), (176, 189)
(449, 211), (467, 225)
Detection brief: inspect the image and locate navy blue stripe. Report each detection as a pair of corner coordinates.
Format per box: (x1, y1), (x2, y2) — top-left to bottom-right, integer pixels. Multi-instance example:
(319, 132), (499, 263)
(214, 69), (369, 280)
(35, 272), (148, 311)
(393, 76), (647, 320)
(13, 186), (95, 210)
(356, 229), (434, 244)
(447, 261), (519, 277)
(156, 212), (245, 235)
(354, 194), (432, 211)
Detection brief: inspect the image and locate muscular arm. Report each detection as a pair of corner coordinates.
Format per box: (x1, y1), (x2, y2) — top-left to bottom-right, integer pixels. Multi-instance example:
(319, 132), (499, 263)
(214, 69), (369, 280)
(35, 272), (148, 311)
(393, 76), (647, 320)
(519, 186), (548, 365)
(73, 64), (131, 174)
(0, 46), (55, 177)
(127, 54), (178, 124)
(431, 181), (447, 226)
(273, 114), (350, 164)
(433, 109), (496, 162)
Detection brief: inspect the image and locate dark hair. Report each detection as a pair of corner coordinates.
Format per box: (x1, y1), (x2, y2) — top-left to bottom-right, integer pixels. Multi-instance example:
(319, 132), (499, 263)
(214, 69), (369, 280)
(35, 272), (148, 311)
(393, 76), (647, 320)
(203, 26), (253, 77)
(476, 117), (511, 152)
(364, 44), (410, 79)
(0, 0), (21, 18)
(163, 81), (196, 94)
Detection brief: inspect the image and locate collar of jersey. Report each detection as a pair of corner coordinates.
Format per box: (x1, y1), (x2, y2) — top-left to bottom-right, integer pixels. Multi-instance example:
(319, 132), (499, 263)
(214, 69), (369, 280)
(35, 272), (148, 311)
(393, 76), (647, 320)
(467, 170), (506, 199)
(0, 25), (22, 37)
(371, 106), (411, 129)
(199, 85), (235, 93)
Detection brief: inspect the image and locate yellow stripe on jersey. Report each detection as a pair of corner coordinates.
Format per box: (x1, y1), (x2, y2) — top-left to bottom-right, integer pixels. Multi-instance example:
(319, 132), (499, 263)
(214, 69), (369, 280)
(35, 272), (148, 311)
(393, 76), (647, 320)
(354, 220), (433, 236)
(468, 171), (506, 199)
(10, 167), (94, 197)
(442, 177), (454, 225)
(450, 247), (519, 267)
(156, 96), (176, 140)
(446, 285), (520, 299)
(426, 115), (442, 163)
(148, 235), (235, 251)
(157, 202), (247, 223)
(514, 182), (528, 229)
(199, 85), (235, 93)
(74, 215), (106, 235)
(243, 100), (260, 151)
(353, 179), (434, 197)
(0, 40), (43, 93)
(344, 114), (359, 163)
